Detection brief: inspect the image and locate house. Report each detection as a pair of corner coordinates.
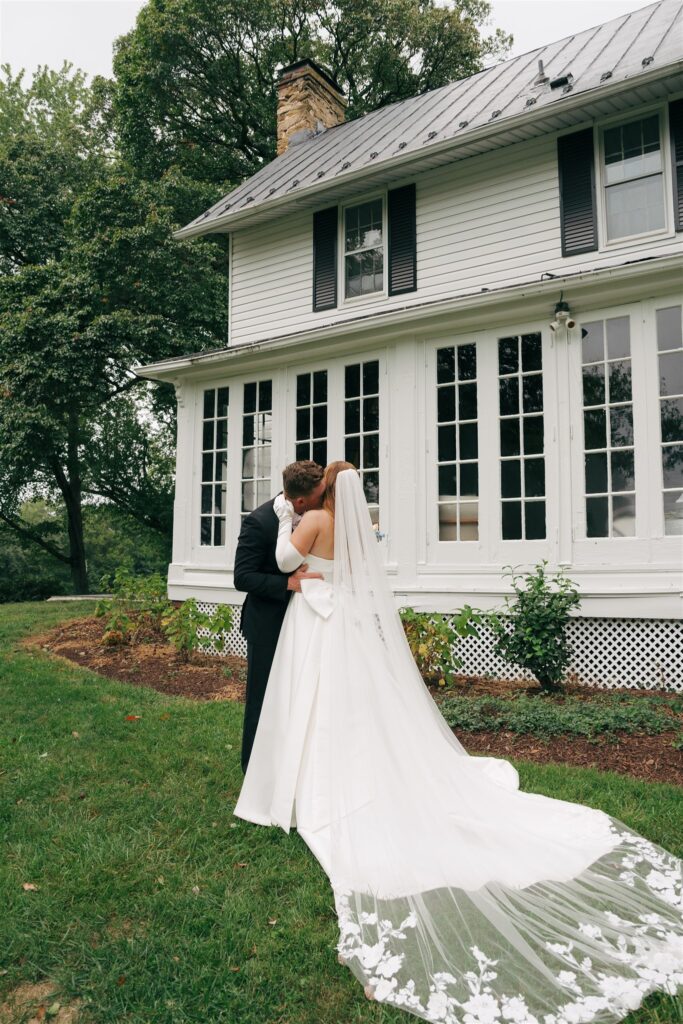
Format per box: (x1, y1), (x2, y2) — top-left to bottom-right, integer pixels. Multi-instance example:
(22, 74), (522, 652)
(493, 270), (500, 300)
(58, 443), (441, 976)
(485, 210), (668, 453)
(136, 0), (683, 689)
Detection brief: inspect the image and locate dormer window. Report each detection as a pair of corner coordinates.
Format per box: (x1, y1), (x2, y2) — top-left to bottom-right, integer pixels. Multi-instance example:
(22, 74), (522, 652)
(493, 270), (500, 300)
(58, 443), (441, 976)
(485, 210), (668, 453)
(602, 114), (665, 241)
(344, 198), (384, 299)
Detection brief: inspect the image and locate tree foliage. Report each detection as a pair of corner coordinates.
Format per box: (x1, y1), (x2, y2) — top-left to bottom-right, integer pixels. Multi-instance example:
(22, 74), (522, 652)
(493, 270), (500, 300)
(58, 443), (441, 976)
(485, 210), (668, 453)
(107, 0), (512, 187)
(0, 2), (513, 595)
(0, 65), (226, 591)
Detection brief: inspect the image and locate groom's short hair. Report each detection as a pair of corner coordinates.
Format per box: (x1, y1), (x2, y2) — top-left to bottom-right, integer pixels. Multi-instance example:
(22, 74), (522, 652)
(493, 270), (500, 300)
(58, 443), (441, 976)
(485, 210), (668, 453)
(282, 460), (324, 498)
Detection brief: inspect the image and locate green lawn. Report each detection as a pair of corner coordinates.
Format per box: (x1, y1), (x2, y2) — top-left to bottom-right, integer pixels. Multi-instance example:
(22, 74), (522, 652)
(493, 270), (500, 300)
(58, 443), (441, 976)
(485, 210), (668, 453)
(1, 602), (681, 1024)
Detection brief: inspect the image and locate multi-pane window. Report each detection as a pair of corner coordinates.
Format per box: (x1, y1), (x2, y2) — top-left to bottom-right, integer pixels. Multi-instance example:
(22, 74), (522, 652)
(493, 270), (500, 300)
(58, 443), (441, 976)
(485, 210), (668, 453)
(498, 334), (545, 540)
(344, 199), (384, 299)
(581, 317), (635, 537)
(436, 344), (478, 541)
(295, 371), (328, 465)
(656, 305), (683, 536)
(241, 380), (272, 517)
(200, 387), (229, 546)
(345, 360), (380, 523)
(603, 115), (665, 240)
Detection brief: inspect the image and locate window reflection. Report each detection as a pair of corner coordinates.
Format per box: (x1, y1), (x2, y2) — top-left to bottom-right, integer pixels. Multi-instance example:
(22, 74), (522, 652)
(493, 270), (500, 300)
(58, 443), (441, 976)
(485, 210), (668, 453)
(581, 317), (636, 537)
(344, 199), (384, 298)
(295, 370), (328, 465)
(345, 359), (380, 524)
(241, 380), (272, 517)
(200, 387), (229, 546)
(656, 306), (683, 535)
(498, 333), (545, 540)
(437, 342), (479, 541)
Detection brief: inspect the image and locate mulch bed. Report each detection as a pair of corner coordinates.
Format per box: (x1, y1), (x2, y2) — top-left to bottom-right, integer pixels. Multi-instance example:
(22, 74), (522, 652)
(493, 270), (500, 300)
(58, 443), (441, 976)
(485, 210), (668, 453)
(24, 615), (247, 703)
(23, 615), (682, 787)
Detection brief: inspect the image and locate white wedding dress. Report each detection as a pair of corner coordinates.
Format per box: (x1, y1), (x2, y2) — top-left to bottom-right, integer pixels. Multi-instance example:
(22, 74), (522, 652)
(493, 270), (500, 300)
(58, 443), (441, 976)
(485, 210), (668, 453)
(234, 471), (683, 1024)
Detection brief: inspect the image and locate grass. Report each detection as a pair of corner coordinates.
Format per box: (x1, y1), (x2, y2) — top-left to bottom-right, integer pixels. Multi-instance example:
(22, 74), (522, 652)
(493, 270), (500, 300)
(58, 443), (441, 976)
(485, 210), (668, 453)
(0, 601), (681, 1024)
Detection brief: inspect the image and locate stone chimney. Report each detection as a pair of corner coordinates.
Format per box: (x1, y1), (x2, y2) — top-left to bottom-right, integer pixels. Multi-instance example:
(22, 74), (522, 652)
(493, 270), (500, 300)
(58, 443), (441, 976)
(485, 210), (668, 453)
(276, 58), (346, 156)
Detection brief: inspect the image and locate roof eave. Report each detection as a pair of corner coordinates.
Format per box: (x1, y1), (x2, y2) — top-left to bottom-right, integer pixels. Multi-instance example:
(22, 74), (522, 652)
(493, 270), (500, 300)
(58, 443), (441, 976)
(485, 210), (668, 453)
(135, 252), (683, 382)
(171, 61), (683, 242)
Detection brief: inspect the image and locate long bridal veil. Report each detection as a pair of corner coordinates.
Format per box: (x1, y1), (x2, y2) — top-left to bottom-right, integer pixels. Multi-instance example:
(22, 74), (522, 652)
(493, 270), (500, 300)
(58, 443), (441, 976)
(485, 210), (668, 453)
(321, 469), (682, 1023)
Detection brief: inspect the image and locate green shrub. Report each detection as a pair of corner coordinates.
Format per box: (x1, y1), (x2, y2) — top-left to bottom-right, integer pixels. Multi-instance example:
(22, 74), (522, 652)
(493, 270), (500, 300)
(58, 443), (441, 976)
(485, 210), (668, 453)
(161, 599), (233, 662)
(96, 568), (233, 660)
(440, 693), (678, 740)
(400, 605), (482, 686)
(487, 562), (580, 693)
(96, 566), (169, 644)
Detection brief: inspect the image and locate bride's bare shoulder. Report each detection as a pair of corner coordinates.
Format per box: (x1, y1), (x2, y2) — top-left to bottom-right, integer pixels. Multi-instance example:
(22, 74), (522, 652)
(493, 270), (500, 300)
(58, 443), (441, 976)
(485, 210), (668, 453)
(302, 509), (331, 526)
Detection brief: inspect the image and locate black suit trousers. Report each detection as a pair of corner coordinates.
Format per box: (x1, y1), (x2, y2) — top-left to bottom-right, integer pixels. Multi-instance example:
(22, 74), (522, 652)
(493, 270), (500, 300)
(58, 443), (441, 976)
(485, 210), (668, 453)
(241, 634), (281, 773)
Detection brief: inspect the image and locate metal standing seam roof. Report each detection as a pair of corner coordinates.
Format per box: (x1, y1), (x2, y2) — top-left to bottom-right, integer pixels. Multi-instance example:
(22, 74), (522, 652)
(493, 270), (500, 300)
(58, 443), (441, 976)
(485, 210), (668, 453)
(173, 0), (683, 240)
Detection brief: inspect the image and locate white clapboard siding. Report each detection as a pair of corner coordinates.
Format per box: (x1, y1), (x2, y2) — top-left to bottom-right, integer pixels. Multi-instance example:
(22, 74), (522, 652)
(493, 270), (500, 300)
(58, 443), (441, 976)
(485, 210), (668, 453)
(229, 131), (681, 346)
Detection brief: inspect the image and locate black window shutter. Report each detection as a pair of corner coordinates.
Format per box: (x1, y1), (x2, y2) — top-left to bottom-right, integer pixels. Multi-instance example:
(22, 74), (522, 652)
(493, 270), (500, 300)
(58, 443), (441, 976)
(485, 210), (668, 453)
(557, 129), (598, 256)
(388, 183), (417, 296)
(312, 206), (337, 311)
(670, 99), (683, 232)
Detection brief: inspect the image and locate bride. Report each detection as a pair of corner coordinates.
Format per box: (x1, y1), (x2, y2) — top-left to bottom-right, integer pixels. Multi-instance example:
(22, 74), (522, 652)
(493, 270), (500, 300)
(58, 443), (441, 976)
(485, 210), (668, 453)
(234, 462), (683, 1023)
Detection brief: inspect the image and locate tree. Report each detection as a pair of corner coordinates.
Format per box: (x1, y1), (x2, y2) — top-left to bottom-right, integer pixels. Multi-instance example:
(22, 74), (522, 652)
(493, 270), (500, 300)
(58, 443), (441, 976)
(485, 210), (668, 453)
(0, 65), (226, 592)
(107, 0), (512, 187)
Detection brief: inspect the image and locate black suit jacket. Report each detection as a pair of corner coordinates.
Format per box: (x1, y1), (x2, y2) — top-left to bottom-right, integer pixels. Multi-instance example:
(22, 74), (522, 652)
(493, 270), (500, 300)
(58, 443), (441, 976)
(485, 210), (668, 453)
(233, 497), (292, 644)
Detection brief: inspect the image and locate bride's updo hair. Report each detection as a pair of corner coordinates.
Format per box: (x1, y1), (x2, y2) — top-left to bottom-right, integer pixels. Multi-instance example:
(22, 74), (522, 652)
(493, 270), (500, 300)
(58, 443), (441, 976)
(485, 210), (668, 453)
(322, 461), (356, 517)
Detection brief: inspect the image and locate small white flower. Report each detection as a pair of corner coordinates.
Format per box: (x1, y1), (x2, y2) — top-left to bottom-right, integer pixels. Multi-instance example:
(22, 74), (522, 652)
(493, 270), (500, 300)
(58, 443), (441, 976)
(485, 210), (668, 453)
(598, 975), (644, 1010)
(360, 942), (384, 969)
(557, 972), (580, 992)
(360, 911), (378, 925)
(374, 954), (404, 978)
(603, 912), (624, 926)
(462, 992), (502, 1024)
(646, 870), (675, 891)
(501, 995), (539, 1023)
(578, 924), (602, 940)
(558, 1000), (594, 1023)
(546, 942), (573, 956)
(372, 977), (398, 1002)
(426, 990), (450, 1020)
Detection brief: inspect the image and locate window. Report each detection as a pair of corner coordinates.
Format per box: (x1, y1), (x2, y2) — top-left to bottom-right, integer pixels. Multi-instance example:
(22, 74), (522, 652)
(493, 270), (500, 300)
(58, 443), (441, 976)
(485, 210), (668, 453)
(581, 317), (635, 537)
(344, 198), (384, 299)
(241, 380), (272, 516)
(436, 343), (479, 541)
(295, 370), (328, 465)
(602, 114), (666, 240)
(656, 305), (683, 536)
(200, 387), (229, 546)
(344, 360), (380, 523)
(498, 334), (546, 540)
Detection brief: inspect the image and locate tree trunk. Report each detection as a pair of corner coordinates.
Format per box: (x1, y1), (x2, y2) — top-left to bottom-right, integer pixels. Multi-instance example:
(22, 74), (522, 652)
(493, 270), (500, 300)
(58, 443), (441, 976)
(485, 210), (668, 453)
(50, 412), (89, 594)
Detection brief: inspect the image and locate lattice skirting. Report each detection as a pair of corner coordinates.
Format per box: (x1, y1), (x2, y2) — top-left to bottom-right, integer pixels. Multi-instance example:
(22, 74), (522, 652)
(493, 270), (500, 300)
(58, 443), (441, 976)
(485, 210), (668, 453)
(195, 603), (683, 692)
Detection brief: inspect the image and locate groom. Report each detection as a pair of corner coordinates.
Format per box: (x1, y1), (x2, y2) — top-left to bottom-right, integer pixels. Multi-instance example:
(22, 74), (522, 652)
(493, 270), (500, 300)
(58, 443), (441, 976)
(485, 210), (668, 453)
(233, 460), (326, 773)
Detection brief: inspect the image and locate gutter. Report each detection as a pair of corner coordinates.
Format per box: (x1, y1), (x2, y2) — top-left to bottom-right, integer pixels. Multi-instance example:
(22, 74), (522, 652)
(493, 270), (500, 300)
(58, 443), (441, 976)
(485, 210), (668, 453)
(172, 63), (683, 241)
(134, 251), (683, 382)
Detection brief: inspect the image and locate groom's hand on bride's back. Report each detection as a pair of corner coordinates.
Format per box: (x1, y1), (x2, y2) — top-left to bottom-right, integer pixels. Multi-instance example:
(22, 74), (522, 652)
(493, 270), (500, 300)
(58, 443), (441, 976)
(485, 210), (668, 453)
(287, 565), (324, 592)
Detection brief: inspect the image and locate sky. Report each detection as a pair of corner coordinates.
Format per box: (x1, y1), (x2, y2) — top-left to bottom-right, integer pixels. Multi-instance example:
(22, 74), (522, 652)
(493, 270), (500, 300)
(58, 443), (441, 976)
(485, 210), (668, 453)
(0, 0), (662, 84)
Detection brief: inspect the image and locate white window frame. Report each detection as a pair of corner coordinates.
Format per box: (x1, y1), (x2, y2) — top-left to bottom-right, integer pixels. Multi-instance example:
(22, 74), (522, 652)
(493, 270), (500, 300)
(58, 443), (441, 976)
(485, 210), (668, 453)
(567, 299), (663, 567)
(594, 103), (675, 251)
(198, 383), (230, 550)
(643, 296), (683, 554)
(188, 369), (289, 568)
(339, 190), (388, 307)
(284, 349), (390, 550)
(285, 360), (332, 470)
(422, 323), (560, 569)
